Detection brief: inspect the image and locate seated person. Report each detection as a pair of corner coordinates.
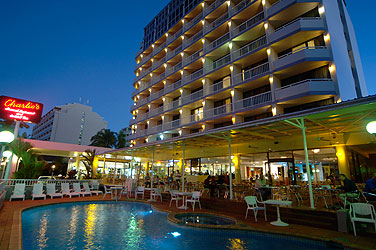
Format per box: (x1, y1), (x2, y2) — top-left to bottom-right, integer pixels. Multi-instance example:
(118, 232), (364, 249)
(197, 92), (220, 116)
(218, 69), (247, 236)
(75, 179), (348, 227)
(338, 174), (358, 204)
(167, 174), (174, 183)
(255, 174), (270, 201)
(153, 176), (160, 187)
(364, 173), (376, 201)
(144, 173), (151, 188)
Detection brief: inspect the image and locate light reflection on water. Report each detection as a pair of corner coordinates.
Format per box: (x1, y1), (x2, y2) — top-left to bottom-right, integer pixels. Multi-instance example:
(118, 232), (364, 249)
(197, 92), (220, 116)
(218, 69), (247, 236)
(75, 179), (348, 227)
(84, 204), (97, 249)
(37, 213), (48, 249)
(227, 238), (247, 250)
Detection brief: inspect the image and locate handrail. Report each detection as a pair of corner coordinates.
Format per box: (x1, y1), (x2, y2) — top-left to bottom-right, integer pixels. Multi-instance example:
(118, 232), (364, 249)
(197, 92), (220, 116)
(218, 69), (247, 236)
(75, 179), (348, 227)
(205, 12), (229, 33)
(205, 0), (226, 15)
(231, 0), (257, 16)
(205, 32), (230, 52)
(185, 12), (203, 31)
(183, 49), (203, 66)
(275, 79), (332, 90)
(232, 11), (264, 36)
(273, 17), (322, 33)
(182, 89), (204, 104)
(232, 35), (267, 60)
(0, 179), (92, 187)
(233, 91), (272, 110)
(277, 46), (327, 60)
(204, 103), (233, 118)
(232, 62), (270, 85)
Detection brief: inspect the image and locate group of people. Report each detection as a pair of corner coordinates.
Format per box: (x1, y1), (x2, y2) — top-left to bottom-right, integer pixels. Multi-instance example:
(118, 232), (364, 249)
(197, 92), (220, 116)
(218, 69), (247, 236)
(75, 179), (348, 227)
(203, 173), (230, 197)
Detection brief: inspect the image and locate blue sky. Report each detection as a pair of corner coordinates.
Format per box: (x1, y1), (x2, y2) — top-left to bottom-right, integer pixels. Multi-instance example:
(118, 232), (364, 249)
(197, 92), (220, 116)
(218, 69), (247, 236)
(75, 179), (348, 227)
(0, 0), (375, 133)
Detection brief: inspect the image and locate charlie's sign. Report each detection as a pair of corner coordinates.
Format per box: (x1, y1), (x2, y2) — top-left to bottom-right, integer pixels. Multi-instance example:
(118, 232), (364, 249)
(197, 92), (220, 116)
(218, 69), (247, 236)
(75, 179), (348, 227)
(0, 96), (43, 123)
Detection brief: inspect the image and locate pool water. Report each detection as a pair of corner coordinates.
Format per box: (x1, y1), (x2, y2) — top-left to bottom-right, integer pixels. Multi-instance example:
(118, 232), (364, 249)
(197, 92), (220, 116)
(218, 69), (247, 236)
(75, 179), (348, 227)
(175, 213), (235, 225)
(22, 202), (345, 250)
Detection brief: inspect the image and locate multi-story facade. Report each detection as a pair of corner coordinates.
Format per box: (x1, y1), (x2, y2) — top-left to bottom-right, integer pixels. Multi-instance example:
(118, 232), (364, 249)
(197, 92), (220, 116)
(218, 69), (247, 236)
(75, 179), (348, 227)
(32, 103), (107, 145)
(129, 0), (367, 146)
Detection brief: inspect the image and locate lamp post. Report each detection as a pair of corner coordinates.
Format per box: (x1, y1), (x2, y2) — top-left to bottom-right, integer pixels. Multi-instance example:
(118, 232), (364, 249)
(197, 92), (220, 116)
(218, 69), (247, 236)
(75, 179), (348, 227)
(51, 165), (56, 177)
(366, 121), (376, 135)
(0, 131), (15, 179)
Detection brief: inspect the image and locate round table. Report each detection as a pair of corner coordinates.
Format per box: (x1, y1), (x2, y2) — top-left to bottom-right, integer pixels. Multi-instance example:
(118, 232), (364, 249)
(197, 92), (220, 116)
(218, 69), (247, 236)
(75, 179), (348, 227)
(110, 186), (123, 201)
(176, 192), (193, 210)
(263, 199), (292, 226)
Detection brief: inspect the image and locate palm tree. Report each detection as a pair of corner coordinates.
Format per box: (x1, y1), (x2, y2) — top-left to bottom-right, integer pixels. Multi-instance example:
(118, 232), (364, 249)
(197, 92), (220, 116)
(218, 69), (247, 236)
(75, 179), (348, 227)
(90, 129), (118, 148)
(117, 129), (127, 149)
(8, 138), (33, 171)
(80, 149), (96, 179)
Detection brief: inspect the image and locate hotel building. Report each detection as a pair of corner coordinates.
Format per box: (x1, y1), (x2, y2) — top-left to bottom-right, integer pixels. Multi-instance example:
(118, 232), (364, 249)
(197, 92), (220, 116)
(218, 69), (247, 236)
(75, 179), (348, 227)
(129, 0), (367, 146)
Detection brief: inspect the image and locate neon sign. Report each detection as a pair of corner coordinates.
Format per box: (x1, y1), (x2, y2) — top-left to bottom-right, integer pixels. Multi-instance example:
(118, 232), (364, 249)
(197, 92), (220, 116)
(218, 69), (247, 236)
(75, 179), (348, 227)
(0, 96), (43, 123)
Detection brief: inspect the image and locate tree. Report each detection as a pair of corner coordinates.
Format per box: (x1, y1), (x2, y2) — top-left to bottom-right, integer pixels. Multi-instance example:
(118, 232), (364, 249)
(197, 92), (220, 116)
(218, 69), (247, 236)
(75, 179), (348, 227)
(80, 149), (96, 179)
(90, 129), (118, 148)
(117, 129), (127, 149)
(8, 138), (33, 171)
(13, 153), (46, 179)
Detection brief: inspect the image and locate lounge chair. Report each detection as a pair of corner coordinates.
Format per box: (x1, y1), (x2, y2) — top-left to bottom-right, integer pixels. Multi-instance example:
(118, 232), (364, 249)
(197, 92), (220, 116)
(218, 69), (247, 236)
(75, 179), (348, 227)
(32, 183), (46, 200)
(83, 182), (102, 196)
(61, 183), (80, 198)
(10, 183), (26, 201)
(46, 183), (63, 199)
(73, 183), (92, 197)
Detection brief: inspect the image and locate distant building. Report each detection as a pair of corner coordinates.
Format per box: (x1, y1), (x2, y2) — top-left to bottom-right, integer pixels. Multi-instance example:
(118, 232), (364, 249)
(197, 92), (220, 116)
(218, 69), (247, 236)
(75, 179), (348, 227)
(120, 127), (132, 147)
(32, 103), (107, 145)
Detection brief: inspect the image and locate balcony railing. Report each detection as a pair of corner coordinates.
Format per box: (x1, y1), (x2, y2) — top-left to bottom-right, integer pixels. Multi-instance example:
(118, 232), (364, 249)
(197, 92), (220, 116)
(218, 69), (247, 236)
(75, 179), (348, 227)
(151, 72), (166, 85)
(165, 98), (181, 111)
(205, 103), (233, 119)
(205, 12), (229, 33)
(231, 12), (264, 37)
(182, 89), (204, 105)
(183, 49), (203, 66)
(232, 35), (267, 61)
(165, 79), (182, 94)
(204, 53), (231, 73)
(183, 68), (203, 84)
(163, 119), (181, 131)
(205, 0), (226, 15)
(230, 0), (257, 16)
(184, 30), (204, 48)
(135, 112), (148, 122)
(167, 29), (183, 44)
(149, 106), (164, 117)
(147, 124), (163, 135)
(149, 89), (165, 102)
(167, 45), (183, 59)
(205, 32), (230, 52)
(232, 62), (270, 85)
(184, 12), (203, 31)
(152, 57), (166, 70)
(139, 53), (152, 66)
(182, 113), (204, 124)
(153, 41), (166, 55)
(207, 78), (231, 95)
(233, 91), (272, 111)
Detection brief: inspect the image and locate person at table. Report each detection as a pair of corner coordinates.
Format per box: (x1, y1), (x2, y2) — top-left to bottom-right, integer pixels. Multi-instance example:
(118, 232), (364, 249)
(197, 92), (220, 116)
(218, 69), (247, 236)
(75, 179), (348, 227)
(167, 174), (174, 183)
(153, 175), (160, 187)
(175, 170), (181, 183)
(144, 173), (151, 188)
(255, 174), (271, 201)
(209, 176), (217, 198)
(224, 172), (230, 185)
(364, 173), (376, 201)
(338, 174), (358, 203)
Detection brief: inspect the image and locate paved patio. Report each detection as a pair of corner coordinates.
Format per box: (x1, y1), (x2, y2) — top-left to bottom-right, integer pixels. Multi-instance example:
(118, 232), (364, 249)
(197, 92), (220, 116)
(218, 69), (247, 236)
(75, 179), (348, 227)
(0, 194), (375, 250)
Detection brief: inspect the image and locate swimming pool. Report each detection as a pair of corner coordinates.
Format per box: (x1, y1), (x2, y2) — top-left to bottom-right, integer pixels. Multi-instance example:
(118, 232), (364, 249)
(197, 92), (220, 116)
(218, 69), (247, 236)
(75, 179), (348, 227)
(22, 201), (345, 250)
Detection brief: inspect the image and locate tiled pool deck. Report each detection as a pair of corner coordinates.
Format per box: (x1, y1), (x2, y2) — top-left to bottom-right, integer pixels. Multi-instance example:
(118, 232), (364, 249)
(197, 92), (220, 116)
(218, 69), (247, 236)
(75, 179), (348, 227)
(0, 195), (375, 250)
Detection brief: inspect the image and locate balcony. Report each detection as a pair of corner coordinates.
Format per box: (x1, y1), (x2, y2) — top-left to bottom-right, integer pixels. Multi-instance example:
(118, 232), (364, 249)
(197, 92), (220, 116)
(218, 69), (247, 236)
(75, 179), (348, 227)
(275, 79), (336, 102)
(149, 89), (165, 102)
(151, 72), (166, 85)
(184, 30), (204, 48)
(232, 35), (267, 61)
(153, 42), (166, 55)
(184, 12), (204, 31)
(165, 99), (181, 111)
(136, 97), (149, 107)
(139, 53), (152, 67)
(269, 17), (325, 43)
(207, 78), (231, 96)
(134, 112), (149, 123)
(204, 53), (231, 74)
(183, 49), (203, 66)
(231, 12), (264, 38)
(267, 0), (319, 18)
(205, 0), (226, 15)
(152, 57), (166, 70)
(273, 46), (330, 71)
(233, 91), (272, 111)
(232, 62), (270, 86)
(165, 80), (182, 94)
(230, 0), (257, 16)
(147, 125), (163, 136)
(182, 113), (204, 124)
(205, 103), (232, 120)
(149, 106), (164, 118)
(167, 45), (183, 60)
(183, 68), (203, 84)
(163, 119), (181, 131)
(167, 29), (183, 44)
(182, 89), (204, 105)
(205, 32), (230, 53)
(204, 12), (229, 34)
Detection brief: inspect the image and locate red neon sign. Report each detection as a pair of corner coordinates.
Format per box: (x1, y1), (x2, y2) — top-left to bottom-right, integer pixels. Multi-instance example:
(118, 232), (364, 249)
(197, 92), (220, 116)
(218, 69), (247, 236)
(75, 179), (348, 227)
(0, 96), (44, 123)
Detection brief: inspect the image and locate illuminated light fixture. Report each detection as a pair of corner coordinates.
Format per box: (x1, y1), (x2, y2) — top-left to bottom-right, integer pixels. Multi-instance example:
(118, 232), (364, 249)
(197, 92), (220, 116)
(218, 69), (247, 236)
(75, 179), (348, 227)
(262, 0), (266, 5)
(152, 44), (155, 48)
(201, 38), (205, 44)
(180, 70), (184, 75)
(147, 120), (150, 124)
(267, 48), (271, 55)
(141, 54), (143, 58)
(145, 138), (149, 143)
(312, 149), (320, 154)
(148, 104), (151, 108)
(179, 130), (182, 135)
(202, 79), (205, 84)
(272, 107), (277, 116)
(269, 76), (274, 84)
(201, 20), (205, 25)
(202, 124), (205, 130)
(159, 134), (164, 140)
(161, 115), (165, 120)
(201, 2), (204, 7)
(230, 65), (233, 71)
(0, 131), (15, 143)
(137, 95), (140, 98)
(138, 81), (141, 84)
(324, 34), (330, 42)
(136, 110), (139, 114)
(229, 42), (232, 49)
(264, 23), (269, 30)
(133, 103), (136, 106)
(202, 101), (205, 106)
(226, 0), (230, 6)
(201, 58), (205, 63)
(182, 19), (185, 24)
(318, 6), (325, 15)
(366, 121), (376, 134)
(162, 97), (166, 101)
(151, 58), (154, 62)
(150, 73), (153, 77)
(166, 33), (168, 37)
(181, 35), (184, 40)
(228, 21), (231, 27)
(136, 73), (139, 77)
(135, 125), (138, 129)
(170, 232), (181, 238)
(180, 89), (183, 94)
(231, 90), (234, 96)
(133, 116), (136, 120)
(149, 88), (152, 92)
(180, 52), (184, 57)
(329, 64), (335, 72)
(232, 117), (236, 124)
(179, 109), (182, 114)
(164, 63), (167, 68)
(163, 81), (167, 85)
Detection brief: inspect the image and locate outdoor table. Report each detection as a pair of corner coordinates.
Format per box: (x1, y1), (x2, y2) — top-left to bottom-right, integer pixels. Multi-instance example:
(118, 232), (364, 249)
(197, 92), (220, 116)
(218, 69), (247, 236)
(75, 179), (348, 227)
(145, 188), (157, 201)
(110, 186), (123, 201)
(263, 199), (292, 227)
(315, 187), (338, 207)
(176, 192), (193, 210)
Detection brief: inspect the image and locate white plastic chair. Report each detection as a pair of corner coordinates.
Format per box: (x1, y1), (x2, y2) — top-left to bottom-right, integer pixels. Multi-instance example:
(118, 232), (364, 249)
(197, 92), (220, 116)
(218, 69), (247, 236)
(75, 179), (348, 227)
(169, 190), (182, 207)
(10, 183), (26, 201)
(73, 183), (92, 197)
(102, 185), (112, 200)
(135, 186), (145, 200)
(185, 191), (201, 211)
(46, 183), (63, 199)
(151, 188), (163, 201)
(244, 196), (267, 222)
(83, 182), (101, 196)
(61, 183), (80, 198)
(349, 203), (376, 236)
(32, 183), (46, 200)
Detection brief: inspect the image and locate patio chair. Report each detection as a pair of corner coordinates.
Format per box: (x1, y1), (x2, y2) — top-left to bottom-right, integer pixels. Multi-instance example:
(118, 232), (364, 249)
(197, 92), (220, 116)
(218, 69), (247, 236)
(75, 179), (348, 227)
(349, 203), (376, 236)
(32, 183), (46, 200)
(61, 183), (80, 198)
(121, 183), (130, 199)
(83, 182), (101, 196)
(135, 186), (145, 200)
(244, 196), (267, 222)
(314, 189), (330, 208)
(10, 183), (26, 201)
(151, 188), (162, 202)
(102, 185), (112, 200)
(185, 191), (202, 211)
(73, 183), (92, 197)
(169, 190), (182, 207)
(46, 183), (63, 199)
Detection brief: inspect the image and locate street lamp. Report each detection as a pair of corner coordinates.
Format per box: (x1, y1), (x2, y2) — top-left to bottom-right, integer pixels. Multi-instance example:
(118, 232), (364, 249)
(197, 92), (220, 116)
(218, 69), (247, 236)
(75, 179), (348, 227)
(366, 121), (376, 135)
(51, 165), (56, 177)
(0, 131), (15, 178)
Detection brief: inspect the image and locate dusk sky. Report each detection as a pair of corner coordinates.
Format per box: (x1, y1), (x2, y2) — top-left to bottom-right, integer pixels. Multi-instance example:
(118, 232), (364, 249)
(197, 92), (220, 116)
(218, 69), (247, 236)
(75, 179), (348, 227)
(1, 0), (375, 134)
